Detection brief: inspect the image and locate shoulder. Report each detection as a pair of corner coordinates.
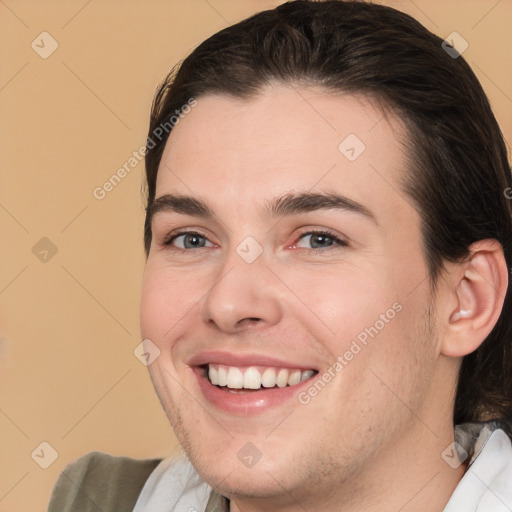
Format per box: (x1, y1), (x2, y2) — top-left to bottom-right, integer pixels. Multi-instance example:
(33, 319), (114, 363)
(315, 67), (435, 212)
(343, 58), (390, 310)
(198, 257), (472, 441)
(47, 451), (162, 512)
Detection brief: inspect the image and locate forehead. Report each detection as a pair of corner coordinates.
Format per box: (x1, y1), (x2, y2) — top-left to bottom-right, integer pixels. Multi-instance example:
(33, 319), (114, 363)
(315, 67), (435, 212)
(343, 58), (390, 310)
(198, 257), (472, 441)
(155, 85), (415, 225)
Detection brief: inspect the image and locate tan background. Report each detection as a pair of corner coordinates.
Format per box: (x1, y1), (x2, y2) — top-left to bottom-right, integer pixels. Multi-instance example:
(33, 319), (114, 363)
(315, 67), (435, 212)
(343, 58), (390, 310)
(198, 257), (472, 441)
(0, 0), (511, 510)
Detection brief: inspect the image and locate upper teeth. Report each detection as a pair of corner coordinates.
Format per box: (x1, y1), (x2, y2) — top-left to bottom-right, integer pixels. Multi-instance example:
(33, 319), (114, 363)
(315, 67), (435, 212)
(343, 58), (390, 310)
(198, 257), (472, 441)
(207, 364), (315, 389)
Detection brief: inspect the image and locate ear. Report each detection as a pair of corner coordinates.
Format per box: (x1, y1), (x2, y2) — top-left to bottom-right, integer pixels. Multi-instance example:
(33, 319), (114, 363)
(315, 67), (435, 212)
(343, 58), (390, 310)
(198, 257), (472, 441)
(441, 239), (509, 358)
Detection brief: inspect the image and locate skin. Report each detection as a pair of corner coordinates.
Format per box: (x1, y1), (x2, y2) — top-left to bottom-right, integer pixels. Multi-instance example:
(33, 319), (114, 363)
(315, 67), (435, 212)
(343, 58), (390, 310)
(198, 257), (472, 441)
(140, 84), (507, 512)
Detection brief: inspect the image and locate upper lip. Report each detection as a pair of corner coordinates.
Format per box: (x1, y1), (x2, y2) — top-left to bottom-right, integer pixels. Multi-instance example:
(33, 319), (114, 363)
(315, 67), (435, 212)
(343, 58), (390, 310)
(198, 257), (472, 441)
(187, 350), (318, 371)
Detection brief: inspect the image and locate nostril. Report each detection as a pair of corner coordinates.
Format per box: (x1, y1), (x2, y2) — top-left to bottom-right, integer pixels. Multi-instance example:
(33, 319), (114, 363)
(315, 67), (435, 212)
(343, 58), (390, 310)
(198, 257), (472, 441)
(236, 317), (262, 327)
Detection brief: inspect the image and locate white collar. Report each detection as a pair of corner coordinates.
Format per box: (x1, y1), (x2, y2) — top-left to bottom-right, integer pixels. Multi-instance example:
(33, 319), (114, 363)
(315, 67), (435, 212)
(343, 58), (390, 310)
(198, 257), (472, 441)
(132, 455), (212, 512)
(442, 424), (512, 511)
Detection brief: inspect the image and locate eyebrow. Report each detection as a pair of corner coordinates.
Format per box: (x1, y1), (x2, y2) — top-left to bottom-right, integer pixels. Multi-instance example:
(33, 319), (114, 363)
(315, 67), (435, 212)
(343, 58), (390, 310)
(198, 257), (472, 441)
(147, 191), (378, 226)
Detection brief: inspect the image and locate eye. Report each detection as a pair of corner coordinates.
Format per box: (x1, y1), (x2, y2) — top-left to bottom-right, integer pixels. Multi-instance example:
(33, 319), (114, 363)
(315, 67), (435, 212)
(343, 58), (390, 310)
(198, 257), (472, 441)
(294, 230), (348, 250)
(161, 229), (347, 252)
(164, 231), (214, 250)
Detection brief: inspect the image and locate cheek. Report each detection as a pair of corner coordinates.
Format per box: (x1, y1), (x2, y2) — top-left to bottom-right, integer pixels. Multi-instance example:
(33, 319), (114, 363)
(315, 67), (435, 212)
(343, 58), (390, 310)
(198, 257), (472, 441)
(140, 265), (191, 346)
(289, 262), (423, 398)
(139, 266), (196, 402)
(140, 270), (166, 341)
(288, 263), (396, 347)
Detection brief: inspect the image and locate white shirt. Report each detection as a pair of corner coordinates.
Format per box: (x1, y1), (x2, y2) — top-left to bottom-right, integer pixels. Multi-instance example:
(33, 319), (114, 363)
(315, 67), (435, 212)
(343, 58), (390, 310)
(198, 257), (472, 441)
(133, 422), (512, 512)
(443, 423), (512, 511)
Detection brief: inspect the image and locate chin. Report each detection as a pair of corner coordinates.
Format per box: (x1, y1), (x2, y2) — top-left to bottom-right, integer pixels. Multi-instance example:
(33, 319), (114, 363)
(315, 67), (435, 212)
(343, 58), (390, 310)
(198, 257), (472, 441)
(199, 462), (295, 501)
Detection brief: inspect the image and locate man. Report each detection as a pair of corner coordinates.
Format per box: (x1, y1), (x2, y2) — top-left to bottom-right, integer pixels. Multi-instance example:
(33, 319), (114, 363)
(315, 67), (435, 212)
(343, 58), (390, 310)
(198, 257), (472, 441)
(49, 1), (512, 511)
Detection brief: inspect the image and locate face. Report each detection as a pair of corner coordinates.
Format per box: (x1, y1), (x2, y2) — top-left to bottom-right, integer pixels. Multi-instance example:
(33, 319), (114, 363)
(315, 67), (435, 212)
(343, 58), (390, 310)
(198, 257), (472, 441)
(140, 85), (446, 506)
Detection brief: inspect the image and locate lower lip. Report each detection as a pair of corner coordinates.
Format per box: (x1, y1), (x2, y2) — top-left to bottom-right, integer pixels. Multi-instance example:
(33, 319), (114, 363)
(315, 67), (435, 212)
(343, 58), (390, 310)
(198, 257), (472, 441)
(192, 367), (315, 415)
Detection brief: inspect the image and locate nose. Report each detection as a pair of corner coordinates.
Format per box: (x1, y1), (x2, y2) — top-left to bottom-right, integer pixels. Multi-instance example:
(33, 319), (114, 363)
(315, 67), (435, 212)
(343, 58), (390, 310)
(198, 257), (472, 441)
(201, 250), (283, 334)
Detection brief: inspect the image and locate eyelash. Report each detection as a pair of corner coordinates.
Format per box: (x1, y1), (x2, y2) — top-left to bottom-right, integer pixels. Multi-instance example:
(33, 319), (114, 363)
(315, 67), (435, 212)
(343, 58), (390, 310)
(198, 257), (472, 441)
(162, 228), (348, 253)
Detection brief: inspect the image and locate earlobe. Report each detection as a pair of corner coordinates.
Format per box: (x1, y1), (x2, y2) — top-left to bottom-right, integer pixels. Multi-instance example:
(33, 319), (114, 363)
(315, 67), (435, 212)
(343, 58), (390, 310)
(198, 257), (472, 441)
(441, 240), (508, 358)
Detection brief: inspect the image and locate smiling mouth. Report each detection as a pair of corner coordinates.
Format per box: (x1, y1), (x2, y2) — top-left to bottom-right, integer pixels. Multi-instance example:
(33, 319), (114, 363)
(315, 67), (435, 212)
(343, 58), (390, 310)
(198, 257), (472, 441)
(201, 363), (318, 392)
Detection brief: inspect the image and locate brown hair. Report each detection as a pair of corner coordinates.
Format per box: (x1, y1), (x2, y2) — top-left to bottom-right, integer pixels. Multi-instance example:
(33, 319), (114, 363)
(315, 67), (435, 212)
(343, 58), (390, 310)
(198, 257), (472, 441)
(143, 0), (512, 426)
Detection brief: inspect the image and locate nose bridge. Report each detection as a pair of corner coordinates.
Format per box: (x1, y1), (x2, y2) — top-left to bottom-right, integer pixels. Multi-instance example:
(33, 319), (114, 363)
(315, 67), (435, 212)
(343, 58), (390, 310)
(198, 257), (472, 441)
(200, 240), (282, 332)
